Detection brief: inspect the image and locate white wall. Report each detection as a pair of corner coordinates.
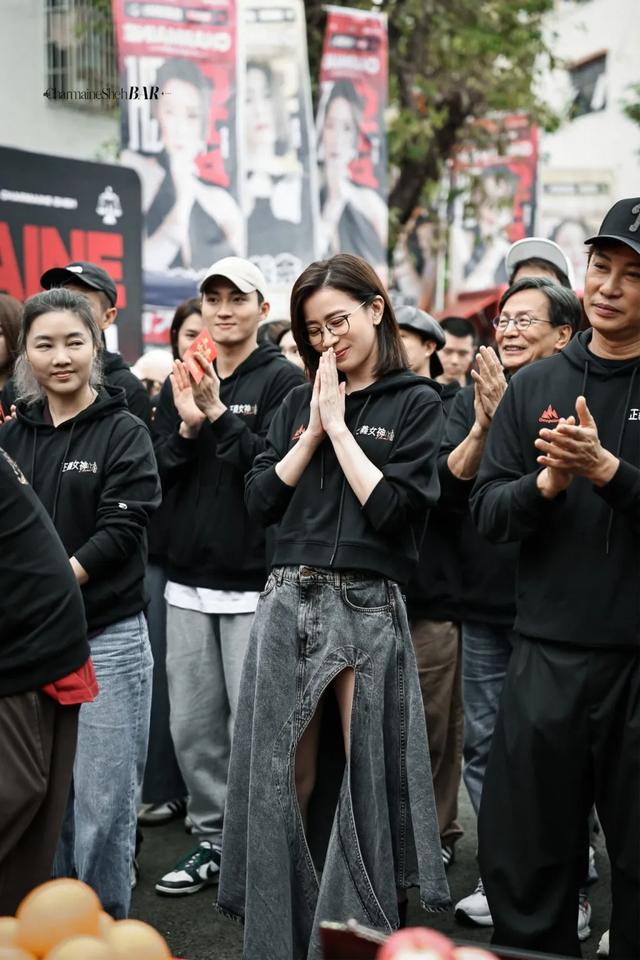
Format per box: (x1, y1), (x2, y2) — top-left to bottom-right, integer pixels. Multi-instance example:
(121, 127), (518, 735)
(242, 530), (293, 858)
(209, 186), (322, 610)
(0, 0), (118, 161)
(534, 0), (640, 284)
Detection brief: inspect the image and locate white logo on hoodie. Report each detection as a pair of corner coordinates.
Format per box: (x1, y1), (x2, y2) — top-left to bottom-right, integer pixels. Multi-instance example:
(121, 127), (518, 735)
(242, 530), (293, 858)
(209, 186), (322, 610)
(62, 460), (98, 474)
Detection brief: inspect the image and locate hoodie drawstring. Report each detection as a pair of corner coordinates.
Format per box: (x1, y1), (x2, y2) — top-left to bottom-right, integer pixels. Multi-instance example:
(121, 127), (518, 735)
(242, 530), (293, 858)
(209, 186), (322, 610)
(28, 420), (77, 526)
(328, 395), (371, 567)
(211, 372), (242, 501)
(604, 365), (638, 555)
(52, 423), (76, 526)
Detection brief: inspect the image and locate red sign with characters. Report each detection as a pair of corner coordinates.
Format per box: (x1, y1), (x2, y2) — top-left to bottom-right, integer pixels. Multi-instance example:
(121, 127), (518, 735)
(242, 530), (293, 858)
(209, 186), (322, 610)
(316, 6), (389, 281)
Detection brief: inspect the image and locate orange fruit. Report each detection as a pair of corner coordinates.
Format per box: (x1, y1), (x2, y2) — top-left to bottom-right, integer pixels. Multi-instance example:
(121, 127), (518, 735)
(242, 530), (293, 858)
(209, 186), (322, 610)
(45, 936), (114, 960)
(97, 914), (114, 938)
(105, 920), (171, 960)
(0, 948), (37, 960)
(0, 920), (18, 947)
(16, 879), (101, 956)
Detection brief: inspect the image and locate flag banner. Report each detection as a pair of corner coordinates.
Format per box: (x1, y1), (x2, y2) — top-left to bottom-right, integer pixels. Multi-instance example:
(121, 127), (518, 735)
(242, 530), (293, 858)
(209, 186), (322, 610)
(536, 167), (614, 290)
(316, 5), (389, 281)
(448, 114), (539, 297)
(390, 208), (439, 311)
(113, 0), (242, 312)
(0, 146), (143, 361)
(244, 0), (319, 292)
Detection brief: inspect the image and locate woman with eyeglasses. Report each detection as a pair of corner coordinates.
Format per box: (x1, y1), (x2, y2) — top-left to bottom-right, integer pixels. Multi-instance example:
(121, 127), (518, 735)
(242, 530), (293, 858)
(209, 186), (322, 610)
(216, 253), (450, 959)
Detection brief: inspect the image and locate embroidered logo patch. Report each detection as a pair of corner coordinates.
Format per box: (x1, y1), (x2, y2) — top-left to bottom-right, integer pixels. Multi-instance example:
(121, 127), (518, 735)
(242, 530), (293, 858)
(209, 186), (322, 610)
(62, 460), (98, 474)
(228, 403), (258, 416)
(538, 405), (560, 425)
(355, 425), (395, 442)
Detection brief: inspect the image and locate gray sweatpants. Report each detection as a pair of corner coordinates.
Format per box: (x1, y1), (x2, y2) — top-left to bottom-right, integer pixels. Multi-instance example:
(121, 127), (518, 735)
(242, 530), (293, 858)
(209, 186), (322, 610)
(165, 604), (253, 844)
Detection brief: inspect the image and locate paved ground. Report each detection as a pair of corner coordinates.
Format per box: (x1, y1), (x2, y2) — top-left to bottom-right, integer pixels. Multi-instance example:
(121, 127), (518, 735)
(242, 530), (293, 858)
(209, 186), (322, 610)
(131, 786), (610, 960)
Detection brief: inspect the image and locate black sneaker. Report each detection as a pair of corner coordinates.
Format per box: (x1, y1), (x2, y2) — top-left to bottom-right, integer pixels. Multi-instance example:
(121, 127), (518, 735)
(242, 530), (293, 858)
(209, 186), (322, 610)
(138, 797), (187, 826)
(442, 844), (456, 870)
(155, 841), (221, 896)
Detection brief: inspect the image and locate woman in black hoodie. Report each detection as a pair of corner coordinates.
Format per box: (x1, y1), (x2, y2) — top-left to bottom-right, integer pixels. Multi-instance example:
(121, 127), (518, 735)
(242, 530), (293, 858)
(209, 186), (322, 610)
(0, 288), (161, 919)
(216, 254), (450, 960)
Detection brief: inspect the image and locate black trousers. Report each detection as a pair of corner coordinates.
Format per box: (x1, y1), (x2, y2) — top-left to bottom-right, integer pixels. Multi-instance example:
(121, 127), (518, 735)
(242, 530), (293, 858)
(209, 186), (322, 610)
(478, 636), (640, 960)
(0, 691), (79, 913)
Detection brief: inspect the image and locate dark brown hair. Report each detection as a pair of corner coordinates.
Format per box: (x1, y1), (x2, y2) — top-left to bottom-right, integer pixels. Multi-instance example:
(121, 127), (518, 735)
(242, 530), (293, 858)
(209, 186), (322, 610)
(0, 293), (22, 373)
(290, 254), (407, 378)
(170, 297), (202, 360)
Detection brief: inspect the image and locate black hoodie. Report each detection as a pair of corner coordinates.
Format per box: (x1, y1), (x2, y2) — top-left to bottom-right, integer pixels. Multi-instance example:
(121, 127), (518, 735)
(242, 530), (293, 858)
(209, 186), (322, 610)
(470, 330), (640, 648)
(0, 386), (161, 632)
(102, 350), (152, 426)
(405, 381), (463, 620)
(438, 384), (518, 626)
(0, 446), (89, 696)
(245, 370), (444, 585)
(153, 341), (305, 590)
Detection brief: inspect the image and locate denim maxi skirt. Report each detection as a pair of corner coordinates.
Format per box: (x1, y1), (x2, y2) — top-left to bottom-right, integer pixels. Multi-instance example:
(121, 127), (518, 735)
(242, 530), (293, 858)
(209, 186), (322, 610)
(217, 566), (451, 960)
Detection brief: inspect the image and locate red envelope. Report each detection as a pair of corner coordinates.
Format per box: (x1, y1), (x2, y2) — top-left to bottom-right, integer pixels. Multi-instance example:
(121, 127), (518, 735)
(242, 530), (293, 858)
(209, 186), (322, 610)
(183, 329), (217, 383)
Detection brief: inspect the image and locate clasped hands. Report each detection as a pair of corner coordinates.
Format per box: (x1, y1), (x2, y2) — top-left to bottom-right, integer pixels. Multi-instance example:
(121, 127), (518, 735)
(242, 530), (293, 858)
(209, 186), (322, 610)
(471, 346), (508, 431)
(170, 352), (226, 438)
(535, 395), (619, 497)
(305, 348), (347, 444)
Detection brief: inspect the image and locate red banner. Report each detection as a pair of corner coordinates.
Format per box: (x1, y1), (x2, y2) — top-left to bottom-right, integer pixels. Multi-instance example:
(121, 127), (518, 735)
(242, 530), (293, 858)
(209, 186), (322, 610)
(448, 114), (539, 296)
(112, 0), (242, 310)
(316, 6), (388, 280)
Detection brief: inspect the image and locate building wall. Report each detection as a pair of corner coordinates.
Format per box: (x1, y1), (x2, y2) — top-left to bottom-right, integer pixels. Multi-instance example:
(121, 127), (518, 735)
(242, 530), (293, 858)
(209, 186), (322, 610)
(0, 0), (118, 161)
(535, 0), (640, 284)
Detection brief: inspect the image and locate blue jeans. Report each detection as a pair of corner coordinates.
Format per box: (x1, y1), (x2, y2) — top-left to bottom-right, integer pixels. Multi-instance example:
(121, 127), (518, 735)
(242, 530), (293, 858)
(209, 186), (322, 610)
(54, 613), (153, 917)
(461, 621), (514, 816)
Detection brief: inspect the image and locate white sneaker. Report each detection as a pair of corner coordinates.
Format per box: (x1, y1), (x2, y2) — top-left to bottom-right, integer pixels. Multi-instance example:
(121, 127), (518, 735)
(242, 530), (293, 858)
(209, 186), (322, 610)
(597, 929), (609, 957)
(455, 879), (493, 927)
(578, 891), (592, 942)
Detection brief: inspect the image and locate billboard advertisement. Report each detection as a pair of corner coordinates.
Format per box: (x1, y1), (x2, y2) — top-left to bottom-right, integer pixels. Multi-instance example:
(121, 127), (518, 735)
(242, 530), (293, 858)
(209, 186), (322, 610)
(0, 146), (143, 361)
(316, 6), (389, 281)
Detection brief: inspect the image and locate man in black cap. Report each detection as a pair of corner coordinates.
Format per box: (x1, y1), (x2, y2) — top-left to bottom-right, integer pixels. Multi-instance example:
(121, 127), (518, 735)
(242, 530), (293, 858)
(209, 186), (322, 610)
(396, 306), (466, 868)
(40, 262), (151, 426)
(470, 198), (640, 958)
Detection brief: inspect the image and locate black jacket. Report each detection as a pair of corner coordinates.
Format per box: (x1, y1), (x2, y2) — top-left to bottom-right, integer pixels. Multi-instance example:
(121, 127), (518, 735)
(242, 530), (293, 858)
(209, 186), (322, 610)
(246, 370), (444, 586)
(439, 384), (518, 626)
(1, 352), (152, 427)
(103, 350), (152, 427)
(406, 381), (462, 620)
(0, 386), (161, 632)
(470, 330), (640, 648)
(153, 342), (305, 590)
(0, 446), (89, 696)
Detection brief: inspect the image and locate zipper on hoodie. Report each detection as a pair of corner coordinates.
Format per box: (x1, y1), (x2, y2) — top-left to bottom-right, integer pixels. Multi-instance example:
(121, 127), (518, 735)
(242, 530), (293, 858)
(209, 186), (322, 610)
(328, 395), (371, 566)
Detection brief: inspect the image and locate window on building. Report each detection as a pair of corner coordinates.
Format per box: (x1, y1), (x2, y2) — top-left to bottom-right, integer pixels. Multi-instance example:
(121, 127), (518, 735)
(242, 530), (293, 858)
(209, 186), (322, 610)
(569, 53), (607, 119)
(45, 0), (118, 110)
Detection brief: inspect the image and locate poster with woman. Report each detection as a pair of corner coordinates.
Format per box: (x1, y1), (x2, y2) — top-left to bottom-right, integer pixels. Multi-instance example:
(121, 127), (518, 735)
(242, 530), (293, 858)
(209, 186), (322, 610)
(244, 0), (319, 289)
(112, 0), (243, 307)
(316, 6), (389, 282)
(448, 115), (538, 297)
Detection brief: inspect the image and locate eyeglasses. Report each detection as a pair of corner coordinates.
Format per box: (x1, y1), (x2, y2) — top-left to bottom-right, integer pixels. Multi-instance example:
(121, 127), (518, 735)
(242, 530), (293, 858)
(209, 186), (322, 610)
(304, 300), (369, 346)
(492, 314), (554, 331)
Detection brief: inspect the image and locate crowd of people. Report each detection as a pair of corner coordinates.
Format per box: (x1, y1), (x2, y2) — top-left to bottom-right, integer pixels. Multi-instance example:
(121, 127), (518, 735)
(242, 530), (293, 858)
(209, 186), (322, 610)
(0, 196), (639, 960)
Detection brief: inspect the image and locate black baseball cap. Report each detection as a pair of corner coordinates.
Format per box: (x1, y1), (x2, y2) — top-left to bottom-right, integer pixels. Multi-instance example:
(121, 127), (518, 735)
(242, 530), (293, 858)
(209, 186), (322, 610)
(395, 305), (446, 350)
(40, 261), (118, 306)
(584, 198), (640, 256)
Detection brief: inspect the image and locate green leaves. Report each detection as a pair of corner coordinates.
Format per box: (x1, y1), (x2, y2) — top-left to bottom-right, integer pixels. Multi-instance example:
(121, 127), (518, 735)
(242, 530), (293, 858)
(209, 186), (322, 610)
(306, 0), (558, 240)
